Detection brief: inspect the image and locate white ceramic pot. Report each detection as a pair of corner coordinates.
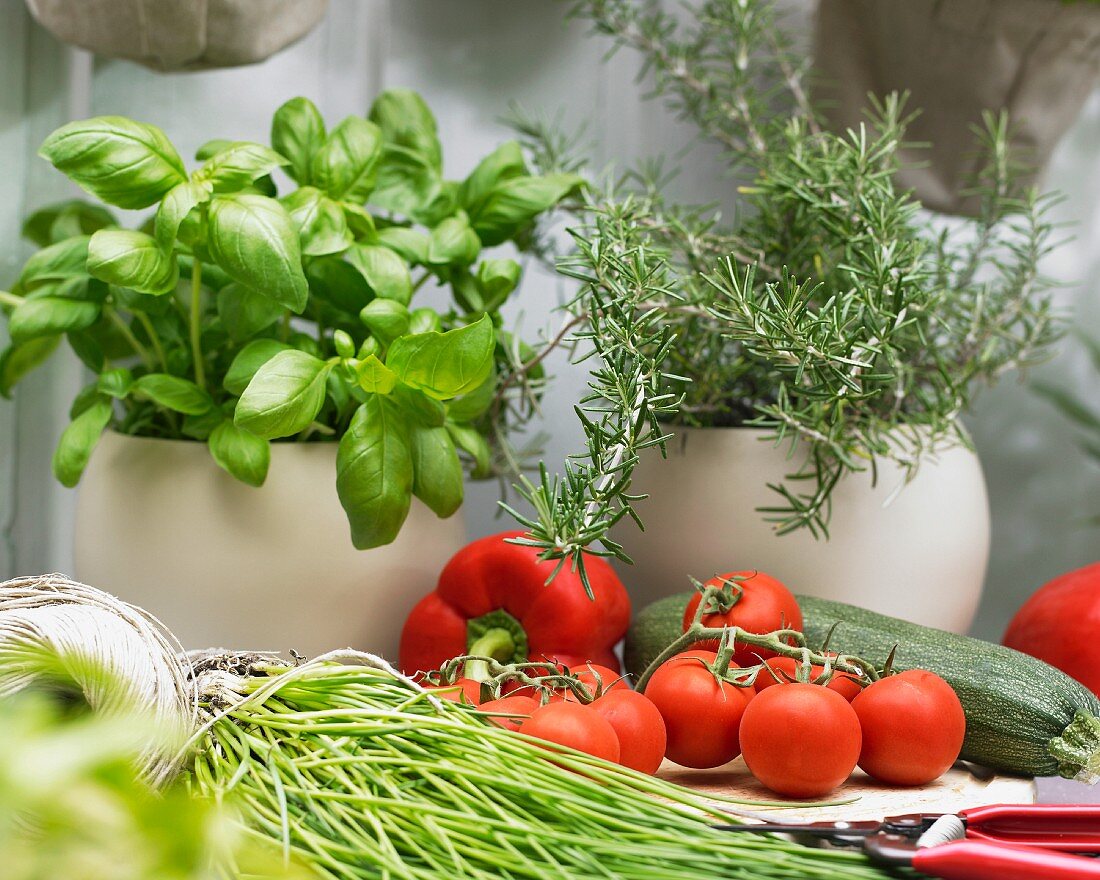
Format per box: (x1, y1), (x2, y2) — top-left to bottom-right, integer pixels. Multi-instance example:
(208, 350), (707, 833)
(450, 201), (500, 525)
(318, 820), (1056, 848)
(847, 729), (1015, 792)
(73, 432), (466, 659)
(614, 427), (991, 633)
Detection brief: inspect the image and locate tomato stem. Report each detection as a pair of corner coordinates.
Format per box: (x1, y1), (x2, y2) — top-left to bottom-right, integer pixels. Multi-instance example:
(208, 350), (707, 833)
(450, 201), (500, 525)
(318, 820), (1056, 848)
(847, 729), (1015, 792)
(633, 585), (883, 693)
(430, 656), (600, 704)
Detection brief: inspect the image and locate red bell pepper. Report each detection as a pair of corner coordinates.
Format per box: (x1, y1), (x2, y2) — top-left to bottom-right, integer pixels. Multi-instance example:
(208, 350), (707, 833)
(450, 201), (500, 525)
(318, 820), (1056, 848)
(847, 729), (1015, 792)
(399, 531), (631, 675)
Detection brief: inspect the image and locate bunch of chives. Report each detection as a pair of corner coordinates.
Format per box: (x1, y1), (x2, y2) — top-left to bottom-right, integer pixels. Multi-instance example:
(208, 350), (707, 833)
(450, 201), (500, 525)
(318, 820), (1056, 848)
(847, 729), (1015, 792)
(188, 657), (890, 880)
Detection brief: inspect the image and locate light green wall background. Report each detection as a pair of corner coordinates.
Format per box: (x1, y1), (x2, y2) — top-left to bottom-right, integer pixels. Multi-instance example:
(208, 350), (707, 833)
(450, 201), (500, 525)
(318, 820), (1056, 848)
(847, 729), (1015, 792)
(0, 0), (1096, 639)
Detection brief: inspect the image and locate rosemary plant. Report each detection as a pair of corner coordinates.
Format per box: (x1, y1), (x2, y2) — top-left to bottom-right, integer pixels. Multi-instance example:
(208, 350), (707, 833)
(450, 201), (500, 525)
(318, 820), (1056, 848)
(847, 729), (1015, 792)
(511, 0), (1063, 583)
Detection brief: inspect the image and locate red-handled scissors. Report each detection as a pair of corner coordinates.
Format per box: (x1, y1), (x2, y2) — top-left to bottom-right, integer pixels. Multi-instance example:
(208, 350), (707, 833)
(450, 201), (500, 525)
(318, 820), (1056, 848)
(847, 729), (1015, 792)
(714, 803), (1100, 880)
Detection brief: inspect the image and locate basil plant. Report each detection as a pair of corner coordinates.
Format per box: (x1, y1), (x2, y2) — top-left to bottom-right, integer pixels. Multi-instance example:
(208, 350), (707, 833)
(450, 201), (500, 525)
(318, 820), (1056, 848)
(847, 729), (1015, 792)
(0, 90), (581, 548)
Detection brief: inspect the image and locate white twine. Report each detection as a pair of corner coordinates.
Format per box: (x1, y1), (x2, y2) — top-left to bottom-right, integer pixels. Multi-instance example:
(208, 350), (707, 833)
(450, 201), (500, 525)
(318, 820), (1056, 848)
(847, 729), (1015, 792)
(0, 579), (436, 789)
(0, 574), (196, 786)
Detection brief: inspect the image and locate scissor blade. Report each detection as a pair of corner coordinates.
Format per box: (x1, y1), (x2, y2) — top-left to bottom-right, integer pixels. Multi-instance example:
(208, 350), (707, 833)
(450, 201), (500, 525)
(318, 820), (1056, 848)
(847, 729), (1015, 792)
(712, 821), (883, 837)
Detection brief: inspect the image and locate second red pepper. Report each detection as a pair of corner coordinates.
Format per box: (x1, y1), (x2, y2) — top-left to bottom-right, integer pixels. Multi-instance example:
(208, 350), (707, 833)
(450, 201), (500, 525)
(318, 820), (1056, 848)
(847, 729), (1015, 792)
(399, 531), (632, 675)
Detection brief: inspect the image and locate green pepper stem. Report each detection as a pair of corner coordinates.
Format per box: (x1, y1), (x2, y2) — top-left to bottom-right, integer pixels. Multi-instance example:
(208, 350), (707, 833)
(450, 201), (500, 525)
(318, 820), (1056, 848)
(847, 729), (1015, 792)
(467, 628), (516, 662)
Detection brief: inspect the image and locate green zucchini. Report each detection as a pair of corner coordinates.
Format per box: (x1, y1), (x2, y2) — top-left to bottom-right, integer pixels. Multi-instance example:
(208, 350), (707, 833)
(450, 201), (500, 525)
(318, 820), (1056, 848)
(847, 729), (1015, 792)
(625, 591), (1100, 781)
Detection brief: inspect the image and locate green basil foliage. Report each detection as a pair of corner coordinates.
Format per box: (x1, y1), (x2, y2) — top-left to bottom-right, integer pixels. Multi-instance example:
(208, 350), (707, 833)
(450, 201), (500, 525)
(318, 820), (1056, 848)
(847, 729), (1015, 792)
(1, 92), (581, 548)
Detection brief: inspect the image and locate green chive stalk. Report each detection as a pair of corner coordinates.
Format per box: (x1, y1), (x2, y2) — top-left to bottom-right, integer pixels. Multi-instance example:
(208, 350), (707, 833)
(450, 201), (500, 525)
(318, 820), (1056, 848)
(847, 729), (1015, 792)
(186, 653), (893, 880)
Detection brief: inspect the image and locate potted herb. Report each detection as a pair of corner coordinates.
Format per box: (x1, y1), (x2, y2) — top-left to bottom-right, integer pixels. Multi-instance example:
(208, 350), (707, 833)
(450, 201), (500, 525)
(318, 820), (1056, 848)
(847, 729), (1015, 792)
(510, 0), (1063, 632)
(814, 0), (1100, 215)
(1, 89), (578, 656)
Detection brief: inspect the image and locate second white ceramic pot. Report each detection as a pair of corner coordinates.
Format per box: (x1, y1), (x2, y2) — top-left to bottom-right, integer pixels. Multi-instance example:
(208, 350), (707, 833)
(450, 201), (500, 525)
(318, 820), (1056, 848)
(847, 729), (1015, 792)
(613, 426), (991, 633)
(73, 432), (467, 660)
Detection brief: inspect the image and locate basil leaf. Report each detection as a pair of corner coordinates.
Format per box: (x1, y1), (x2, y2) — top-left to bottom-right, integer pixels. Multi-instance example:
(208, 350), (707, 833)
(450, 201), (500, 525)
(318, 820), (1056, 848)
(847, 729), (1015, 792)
(346, 244), (412, 305)
(374, 227), (430, 265)
(223, 339), (292, 396)
(410, 425), (464, 517)
(392, 383), (446, 427)
(9, 297), (99, 342)
(18, 236), (91, 291)
(281, 187), (352, 257)
(471, 173), (583, 246)
(369, 90), (442, 171)
(418, 181), (461, 227)
(23, 201), (116, 247)
(67, 329), (105, 372)
(355, 354), (397, 394)
(370, 145), (441, 219)
(342, 203), (377, 239)
(154, 181), (210, 248)
(460, 141), (527, 214)
(476, 258), (521, 311)
(385, 314), (495, 400)
(194, 141), (287, 192)
(427, 216), (481, 266)
(194, 139), (233, 161)
(450, 267), (483, 314)
(132, 373), (213, 415)
(306, 256), (373, 313)
(234, 349), (333, 439)
(0, 336), (60, 397)
(446, 367), (496, 422)
(271, 97), (326, 185)
(207, 194), (308, 313)
(52, 398), (113, 487)
(311, 116), (383, 202)
(216, 283), (285, 343)
(359, 298), (409, 345)
(38, 116), (187, 209)
(80, 315), (138, 361)
(68, 382), (100, 419)
(336, 395), (413, 549)
(208, 420), (270, 487)
(447, 421), (493, 478)
(87, 230), (178, 295)
(47, 275), (107, 304)
(96, 367), (133, 399)
(112, 285), (170, 316)
(408, 307), (442, 335)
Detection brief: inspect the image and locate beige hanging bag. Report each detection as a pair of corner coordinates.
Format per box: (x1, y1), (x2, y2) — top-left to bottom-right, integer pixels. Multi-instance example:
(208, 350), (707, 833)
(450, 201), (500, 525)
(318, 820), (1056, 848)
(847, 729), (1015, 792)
(814, 0), (1100, 215)
(25, 0), (330, 72)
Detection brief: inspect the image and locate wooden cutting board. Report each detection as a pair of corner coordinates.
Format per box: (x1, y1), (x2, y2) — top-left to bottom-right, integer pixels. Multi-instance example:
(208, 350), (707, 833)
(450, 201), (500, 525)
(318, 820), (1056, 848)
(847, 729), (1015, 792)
(659, 758), (1036, 822)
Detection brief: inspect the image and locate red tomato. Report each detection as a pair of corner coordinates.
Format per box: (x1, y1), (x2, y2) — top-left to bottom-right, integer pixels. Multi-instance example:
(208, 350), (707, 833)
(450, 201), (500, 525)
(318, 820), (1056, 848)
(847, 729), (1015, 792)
(682, 572), (803, 667)
(754, 657), (862, 701)
(1004, 562), (1100, 697)
(589, 690), (667, 775)
(824, 672), (863, 702)
(517, 702), (621, 763)
(427, 677), (483, 705)
(643, 650), (754, 769)
(479, 695), (540, 731)
(739, 683), (861, 798)
(851, 670), (966, 786)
